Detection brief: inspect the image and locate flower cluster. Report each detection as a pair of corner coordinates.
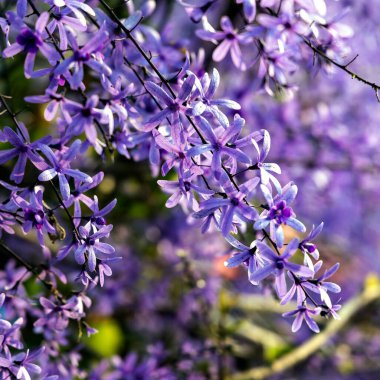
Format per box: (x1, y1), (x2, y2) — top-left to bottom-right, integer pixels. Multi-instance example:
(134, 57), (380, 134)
(1, 0), (372, 377)
(187, 0), (353, 98)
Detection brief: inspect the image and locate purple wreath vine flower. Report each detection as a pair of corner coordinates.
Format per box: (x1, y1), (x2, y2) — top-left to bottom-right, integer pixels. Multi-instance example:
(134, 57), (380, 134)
(143, 75), (196, 145)
(25, 88), (70, 122)
(158, 167), (214, 210)
(47, 7), (87, 50)
(194, 176), (259, 236)
(0, 122), (51, 183)
(0, 315), (24, 351)
(257, 1), (309, 43)
(152, 130), (192, 176)
(189, 68), (241, 128)
(63, 95), (110, 145)
(75, 224), (114, 273)
(85, 195), (117, 230)
(187, 116), (251, 180)
(34, 297), (80, 331)
(3, 12), (60, 78)
(13, 188), (56, 247)
(252, 239), (314, 297)
(55, 26), (111, 89)
(224, 235), (263, 285)
(0, 347), (44, 380)
(47, 0), (96, 27)
(254, 183), (306, 247)
(64, 172), (104, 227)
(38, 143), (93, 201)
(303, 261), (341, 308)
(252, 130), (282, 192)
(196, 16), (253, 70)
(283, 304), (321, 333)
(300, 222), (323, 268)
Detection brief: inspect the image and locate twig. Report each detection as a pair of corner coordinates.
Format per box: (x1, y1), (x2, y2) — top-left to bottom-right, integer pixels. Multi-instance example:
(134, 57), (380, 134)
(0, 241), (64, 301)
(303, 37), (380, 102)
(230, 282), (380, 379)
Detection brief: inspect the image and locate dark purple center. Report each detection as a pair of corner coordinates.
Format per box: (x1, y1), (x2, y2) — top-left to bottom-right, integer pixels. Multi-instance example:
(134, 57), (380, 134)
(19, 145), (28, 153)
(73, 50), (90, 62)
(94, 216), (106, 226)
(230, 197), (239, 206)
(275, 260), (285, 270)
(268, 200), (293, 224)
(168, 103), (180, 112)
(81, 107), (92, 118)
(305, 243), (316, 253)
(16, 29), (42, 54)
(24, 208), (45, 229)
(212, 142), (221, 151)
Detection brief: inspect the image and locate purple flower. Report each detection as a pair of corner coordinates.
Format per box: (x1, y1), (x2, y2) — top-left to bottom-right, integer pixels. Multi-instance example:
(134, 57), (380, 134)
(47, 7), (87, 50)
(254, 183), (306, 247)
(196, 16), (252, 70)
(0, 260), (29, 292)
(143, 75), (196, 145)
(283, 304), (321, 333)
(63, 95), (110, 144)
(303, 261), (341, 308)
(252, 130), (282, 192)
(0, 347), (44, 380)
(0, 316), (24, 351)
(64, 172), (104, 227)
(189, 68), (240, 128)
(280, 273), (308, 305)
(25, 88), (70, 122)
(85, 195), (117, 230)
(13, 189), (56, 247)
(224, 235), (263, 285)
(194, 176), (259, 236)
(38, 143), (93, 200)
(0, 122), (51, 183)
(46, 0), (96, 26)
(257, 2), (308, 42)
(158, 167), (213, 210)
(55, 27), (111, 89)
(188, 116), (251, 180)
(256, 46), (298, 95)
(34, 297), (80, 331)
(252, 239), (314, 297)
(152, 130), (192, 176)
(75, 224), (115, 272)
(300, 222), (324, 268)
(3, 12), (60, 78)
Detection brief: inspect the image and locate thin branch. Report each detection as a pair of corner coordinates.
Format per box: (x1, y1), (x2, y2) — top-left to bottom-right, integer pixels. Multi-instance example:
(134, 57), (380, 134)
(0, 95), (28, 140)
(303, 37), (380, 102)
(0, 241), (64, 301)
(230, 282), (380, 380)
